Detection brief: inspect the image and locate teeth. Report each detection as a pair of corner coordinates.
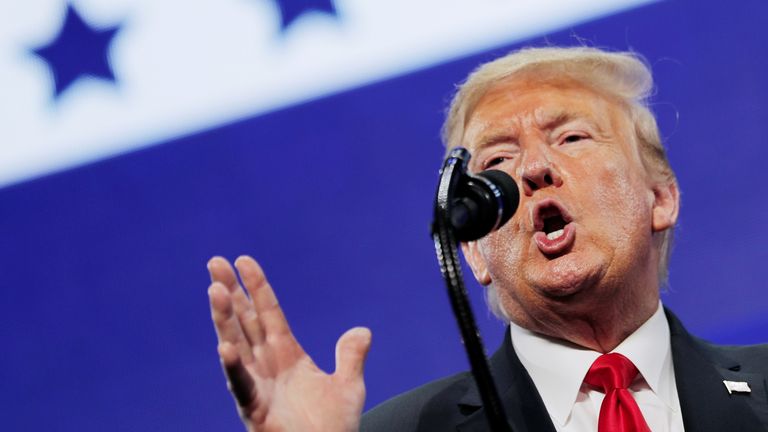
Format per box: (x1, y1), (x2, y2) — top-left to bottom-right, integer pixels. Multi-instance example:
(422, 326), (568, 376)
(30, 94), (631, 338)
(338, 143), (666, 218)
(546, 229), (564, 240)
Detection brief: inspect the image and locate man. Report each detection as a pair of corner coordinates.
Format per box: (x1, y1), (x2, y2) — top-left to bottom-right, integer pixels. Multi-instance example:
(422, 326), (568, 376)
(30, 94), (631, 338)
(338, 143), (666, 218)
(206, 47), (768, 431)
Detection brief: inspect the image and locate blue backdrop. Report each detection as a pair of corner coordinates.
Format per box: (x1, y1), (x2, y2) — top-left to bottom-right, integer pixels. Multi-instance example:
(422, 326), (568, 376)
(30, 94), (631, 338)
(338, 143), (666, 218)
(1, 1), (766, 430)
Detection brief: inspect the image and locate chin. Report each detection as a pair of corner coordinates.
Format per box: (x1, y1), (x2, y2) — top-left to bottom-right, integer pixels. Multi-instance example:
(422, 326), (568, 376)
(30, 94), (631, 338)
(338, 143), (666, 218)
(527, 254), (605, 299)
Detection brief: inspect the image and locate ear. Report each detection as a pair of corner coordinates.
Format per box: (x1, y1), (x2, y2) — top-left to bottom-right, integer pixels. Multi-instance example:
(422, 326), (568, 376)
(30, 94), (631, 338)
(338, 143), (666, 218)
(651, 181), (680, 232)
(461, 241), (492, 286)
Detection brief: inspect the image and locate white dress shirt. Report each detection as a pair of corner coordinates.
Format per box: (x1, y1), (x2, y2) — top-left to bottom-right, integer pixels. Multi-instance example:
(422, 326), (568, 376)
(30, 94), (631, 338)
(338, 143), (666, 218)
(510, 302), (686, 431)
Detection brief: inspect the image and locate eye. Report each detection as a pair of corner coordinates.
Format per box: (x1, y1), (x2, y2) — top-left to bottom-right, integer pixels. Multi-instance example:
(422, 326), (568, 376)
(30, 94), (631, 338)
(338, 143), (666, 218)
(561, 133), (588, 144)
(564, 134), (585, 143)
(483, 156), (509, 169)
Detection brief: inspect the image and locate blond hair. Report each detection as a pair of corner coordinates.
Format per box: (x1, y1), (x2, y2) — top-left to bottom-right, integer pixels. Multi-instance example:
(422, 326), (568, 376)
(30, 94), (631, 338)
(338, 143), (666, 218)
(443, 47), (677, 319)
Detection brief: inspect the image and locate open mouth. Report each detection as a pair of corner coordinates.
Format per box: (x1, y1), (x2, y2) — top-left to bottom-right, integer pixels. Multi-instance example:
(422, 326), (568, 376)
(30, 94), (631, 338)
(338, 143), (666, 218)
(534, 200), (572, 238)
(542, 208), (568, 240)
(533, 199), (575, 254)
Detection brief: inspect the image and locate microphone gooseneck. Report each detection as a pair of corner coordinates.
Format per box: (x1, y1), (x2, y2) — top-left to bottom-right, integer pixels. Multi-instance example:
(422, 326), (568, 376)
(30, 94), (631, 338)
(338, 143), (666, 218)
(431, 147), (519, 432)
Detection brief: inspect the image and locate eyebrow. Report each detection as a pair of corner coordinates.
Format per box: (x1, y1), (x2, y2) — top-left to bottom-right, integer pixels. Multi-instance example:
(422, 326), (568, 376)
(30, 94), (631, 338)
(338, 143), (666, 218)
(535, 108), (597, 131)
(473, 109), (595, 149)
(475, 132), (518, 152)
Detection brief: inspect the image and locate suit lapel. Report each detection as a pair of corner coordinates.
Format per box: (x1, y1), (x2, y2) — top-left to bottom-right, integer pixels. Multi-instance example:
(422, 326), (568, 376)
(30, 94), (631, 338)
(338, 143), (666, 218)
(667, 309), (768, 432)
(456, 329), (557, 432)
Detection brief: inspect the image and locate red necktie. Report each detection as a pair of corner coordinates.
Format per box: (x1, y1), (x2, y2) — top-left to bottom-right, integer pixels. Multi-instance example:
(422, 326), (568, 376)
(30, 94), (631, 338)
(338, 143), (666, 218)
(584, 353), (651, 432)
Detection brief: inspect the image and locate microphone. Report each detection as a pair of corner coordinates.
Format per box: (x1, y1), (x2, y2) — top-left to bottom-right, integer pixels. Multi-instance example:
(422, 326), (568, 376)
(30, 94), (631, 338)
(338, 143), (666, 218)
(450, 169), (519, 241)
(431, 148), (519, 432)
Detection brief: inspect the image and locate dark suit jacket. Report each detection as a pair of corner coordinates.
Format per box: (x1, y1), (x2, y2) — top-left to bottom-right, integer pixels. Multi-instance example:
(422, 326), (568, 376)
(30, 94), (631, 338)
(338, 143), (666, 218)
(361, 309), (768, 431)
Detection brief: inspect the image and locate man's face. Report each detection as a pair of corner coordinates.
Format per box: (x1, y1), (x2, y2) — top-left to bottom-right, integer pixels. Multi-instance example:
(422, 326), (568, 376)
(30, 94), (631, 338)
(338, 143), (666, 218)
(461, 77), (678, 337)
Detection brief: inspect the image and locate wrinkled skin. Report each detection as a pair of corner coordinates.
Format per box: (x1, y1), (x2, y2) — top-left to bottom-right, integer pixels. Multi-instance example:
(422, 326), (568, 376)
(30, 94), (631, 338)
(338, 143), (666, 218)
(461, 77), (679, 353)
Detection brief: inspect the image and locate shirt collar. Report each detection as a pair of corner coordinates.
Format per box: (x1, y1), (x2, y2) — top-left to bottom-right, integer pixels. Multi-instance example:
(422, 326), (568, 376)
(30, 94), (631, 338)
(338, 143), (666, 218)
(509, 302), (676, 427)
(612, 302), (678, 412)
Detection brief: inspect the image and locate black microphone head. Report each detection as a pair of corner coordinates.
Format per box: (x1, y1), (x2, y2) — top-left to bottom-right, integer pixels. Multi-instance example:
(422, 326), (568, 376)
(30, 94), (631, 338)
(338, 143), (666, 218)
(450, 169), (519, 241)
(476, 169), (519, 226)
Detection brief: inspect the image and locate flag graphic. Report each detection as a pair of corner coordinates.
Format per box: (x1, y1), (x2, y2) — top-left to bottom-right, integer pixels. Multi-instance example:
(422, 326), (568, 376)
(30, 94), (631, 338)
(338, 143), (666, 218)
(3, 0), (654, 188)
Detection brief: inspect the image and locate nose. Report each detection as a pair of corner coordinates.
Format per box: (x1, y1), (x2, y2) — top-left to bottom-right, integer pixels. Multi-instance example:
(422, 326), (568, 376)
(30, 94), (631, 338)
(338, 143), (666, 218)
(518, 145), (563, 196)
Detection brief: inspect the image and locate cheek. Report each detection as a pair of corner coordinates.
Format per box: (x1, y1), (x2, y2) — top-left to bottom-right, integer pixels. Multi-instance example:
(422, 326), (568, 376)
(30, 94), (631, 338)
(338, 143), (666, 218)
(477, 219), (527, 277)
(590, 160), (653, 244)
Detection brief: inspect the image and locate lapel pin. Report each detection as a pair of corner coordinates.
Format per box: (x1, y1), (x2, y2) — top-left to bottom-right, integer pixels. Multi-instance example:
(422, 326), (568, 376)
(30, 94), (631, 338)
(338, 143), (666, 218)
(723, 380), (751, 394)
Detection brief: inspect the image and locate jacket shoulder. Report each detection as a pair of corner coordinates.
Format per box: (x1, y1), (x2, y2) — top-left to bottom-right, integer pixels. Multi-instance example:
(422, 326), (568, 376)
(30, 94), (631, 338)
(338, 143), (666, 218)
(360, 371), (472, 432)
(699, 339), (768, 372)
(667, 307), (768, 373)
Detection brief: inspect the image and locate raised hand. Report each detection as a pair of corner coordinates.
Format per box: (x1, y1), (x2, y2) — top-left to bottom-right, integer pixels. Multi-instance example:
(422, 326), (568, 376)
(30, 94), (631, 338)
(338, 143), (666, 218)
(207, 256), (372, 432)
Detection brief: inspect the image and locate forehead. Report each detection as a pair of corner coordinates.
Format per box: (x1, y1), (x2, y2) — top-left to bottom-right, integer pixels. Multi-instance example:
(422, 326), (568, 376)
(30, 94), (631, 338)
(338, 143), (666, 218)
(463, 77), (630, 148)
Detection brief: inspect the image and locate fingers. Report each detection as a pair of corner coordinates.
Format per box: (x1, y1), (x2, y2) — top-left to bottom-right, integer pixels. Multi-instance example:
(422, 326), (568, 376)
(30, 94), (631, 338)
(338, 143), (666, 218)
(209, 281), (256, 364)
(209, 258), (257, 325)
(209, 256), (265, 346)
(334, 327), (372, 382)
(208, 255), (240, 287)
(234, 256), (293, 339)
(218, 342), (257, 410)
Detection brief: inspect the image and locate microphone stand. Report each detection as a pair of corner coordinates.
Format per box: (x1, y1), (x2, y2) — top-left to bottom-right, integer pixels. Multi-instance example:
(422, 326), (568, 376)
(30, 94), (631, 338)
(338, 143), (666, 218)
(431, 148), (513, 432)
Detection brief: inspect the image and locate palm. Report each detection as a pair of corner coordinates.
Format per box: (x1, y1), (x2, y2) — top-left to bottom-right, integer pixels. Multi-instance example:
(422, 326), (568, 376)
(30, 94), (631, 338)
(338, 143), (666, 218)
(208, 256), (371, 432)
(245, 345), (364, 431)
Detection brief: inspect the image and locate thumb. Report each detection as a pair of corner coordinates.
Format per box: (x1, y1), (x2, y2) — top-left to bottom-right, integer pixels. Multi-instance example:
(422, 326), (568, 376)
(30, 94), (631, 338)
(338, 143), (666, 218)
(334, 327), (372, 381)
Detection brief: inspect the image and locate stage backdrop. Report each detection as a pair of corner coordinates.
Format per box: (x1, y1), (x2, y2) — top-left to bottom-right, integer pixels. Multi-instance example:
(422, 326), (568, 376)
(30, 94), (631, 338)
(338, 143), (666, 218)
(1, 0), (766, 430)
